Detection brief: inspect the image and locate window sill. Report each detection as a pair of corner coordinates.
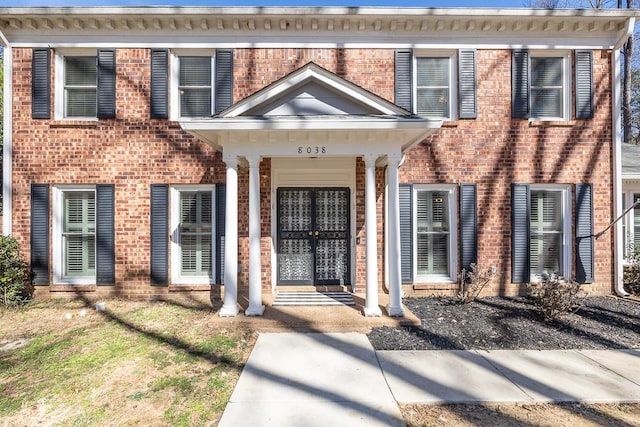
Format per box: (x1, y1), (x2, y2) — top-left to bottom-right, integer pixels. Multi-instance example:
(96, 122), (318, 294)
(169, 284), (216, 292)
(413, 283), (458, 291)
(51, 284), (96, 292)
(441, 121), (459, 128)
(529, 120), (576, 128)
(50, 120), (99, 128)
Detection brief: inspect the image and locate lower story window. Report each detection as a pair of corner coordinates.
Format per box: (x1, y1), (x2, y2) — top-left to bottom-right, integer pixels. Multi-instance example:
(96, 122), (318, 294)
(414, 185), (456, 282)
(529, 186), (571, 280)
(54, 186), (97, 284)
(171, 186), (215, 284)
(622, 191), (640, 259)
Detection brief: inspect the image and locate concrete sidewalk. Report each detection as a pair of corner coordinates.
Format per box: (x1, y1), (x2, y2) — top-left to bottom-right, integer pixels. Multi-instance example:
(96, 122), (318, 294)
(218, 333), (640, 426)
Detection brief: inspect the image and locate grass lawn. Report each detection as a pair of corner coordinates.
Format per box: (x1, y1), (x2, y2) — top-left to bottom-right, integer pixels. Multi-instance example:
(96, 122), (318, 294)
(0, 298), (256, 426)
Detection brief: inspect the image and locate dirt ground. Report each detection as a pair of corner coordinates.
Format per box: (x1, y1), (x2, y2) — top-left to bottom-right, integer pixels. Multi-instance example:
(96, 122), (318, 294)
(401, 402), (640, 427)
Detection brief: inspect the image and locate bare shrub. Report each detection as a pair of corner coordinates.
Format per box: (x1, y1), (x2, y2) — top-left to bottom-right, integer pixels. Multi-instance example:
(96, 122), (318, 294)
(457, 263), (497, 304)
(527, 274), (586, 321)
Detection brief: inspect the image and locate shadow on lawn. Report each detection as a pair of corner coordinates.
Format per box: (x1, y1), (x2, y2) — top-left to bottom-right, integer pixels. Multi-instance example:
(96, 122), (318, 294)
(62, 293), (638, 427)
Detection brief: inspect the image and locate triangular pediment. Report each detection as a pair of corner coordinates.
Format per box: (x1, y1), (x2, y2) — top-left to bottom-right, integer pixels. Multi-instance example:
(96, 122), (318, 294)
(218, 62), (410, 118)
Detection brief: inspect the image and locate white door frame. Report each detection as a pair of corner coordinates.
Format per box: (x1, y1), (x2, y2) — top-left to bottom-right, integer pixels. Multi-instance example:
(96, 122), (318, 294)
(271, 157), (357, 291)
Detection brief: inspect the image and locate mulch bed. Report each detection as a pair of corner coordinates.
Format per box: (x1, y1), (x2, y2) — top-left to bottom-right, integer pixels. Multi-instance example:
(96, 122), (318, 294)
(367, 296), (640, 350)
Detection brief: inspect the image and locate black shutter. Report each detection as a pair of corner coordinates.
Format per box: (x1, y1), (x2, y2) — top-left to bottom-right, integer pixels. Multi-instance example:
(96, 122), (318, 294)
(394, 49), (413, 112)
(512, 50), (530, 119)
(458, 49), (477, 119)
(150, 184), (169, 286)
(150, 49), (169, 119)
(511, 183), (530, 283)
(575, 50), (594, 120)
(460, 184), (478, 272)
(32, 48), (51, 119)
(96, 184), (115, 285)
(214, 49), (233, 114)
(576, 183), (594, 283)
(399, 184), (413, 284)
(31, 184), (50, 285)
(97, 49), (116, 119)
(216, 183), (226, 284)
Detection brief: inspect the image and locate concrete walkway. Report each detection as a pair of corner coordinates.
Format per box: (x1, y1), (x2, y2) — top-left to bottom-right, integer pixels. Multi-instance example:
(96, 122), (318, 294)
(218, 333), (640, 426)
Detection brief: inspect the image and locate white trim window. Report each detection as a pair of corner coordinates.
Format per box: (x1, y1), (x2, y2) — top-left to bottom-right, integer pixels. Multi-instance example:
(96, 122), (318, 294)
(529, 185), (572, 280)
(53, 185), (96, 284)
(530, 52), (571, 121)
(413, 185), (457, 282)
(55, 49), (98, 120)
(622, 191), (640, 259)
(414, 52), (456, 120)
(171, 186), (216, 284)
(170, 50), (215, 119)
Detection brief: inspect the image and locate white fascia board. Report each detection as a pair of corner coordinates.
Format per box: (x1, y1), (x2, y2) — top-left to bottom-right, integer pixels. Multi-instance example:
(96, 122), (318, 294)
(182, 117), (442, 132)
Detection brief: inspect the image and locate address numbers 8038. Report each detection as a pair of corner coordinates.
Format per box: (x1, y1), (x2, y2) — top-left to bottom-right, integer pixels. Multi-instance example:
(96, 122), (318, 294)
(297, 146), (327, 154)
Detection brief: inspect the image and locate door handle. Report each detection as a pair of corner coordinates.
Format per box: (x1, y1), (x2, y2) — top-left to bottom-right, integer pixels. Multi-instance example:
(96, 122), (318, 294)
(315, 231), (319, 236)
(308, 231), (313, 236)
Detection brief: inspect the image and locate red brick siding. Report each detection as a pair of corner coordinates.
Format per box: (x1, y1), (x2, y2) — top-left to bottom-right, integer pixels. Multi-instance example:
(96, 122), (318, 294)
(10, 47), (615, 299)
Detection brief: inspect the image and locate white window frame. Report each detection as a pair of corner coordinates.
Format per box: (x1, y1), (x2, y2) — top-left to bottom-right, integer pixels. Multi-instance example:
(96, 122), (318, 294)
(169, 49), (216, 121)
(54, 48), (98, 121)
(170, 185), (216, 285)
(621, 189), (640, 262)
(53, 184), (97, 285)
(529, 50), (571, 122)
(412, 184), (457, 283)
(529, 184), (572, 282)
(413, 51), (457, 120)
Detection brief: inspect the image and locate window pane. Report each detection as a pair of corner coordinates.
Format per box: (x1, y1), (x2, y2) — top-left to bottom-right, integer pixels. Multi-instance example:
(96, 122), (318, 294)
(417, 88), (449, 117)
(66, 89), (97, 118)
(530, 190), (563, 276)
(63, 191), (96, 278)
(417, 191), (449, 233)
(180, 89), (212, 117)
(179, 191), (213, 277)
(65, 56), (97, 86)
(531, 57), (562, 87)
(531, 88), (562, 118)
(416, 57), (449, 86)
(179, 57), (211, 86)
(417, 234), (449, 275)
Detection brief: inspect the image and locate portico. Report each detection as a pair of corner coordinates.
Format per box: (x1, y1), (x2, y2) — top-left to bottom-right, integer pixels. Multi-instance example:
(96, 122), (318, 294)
(181, 62), (441, 317)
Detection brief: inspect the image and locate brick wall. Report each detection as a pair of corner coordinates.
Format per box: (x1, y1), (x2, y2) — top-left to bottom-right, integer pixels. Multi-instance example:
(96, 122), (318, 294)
(10, 47), (615, 299)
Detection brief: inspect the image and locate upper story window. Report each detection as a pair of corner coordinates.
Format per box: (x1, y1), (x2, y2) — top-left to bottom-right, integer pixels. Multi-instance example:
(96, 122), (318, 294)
(530, 54), (570, 120)
(171, 51), (215, 119)
(512, 50), (574, 121)
(414, 53), (456, 119)
(64, 56), (97, 118)
(54, 48), (116, 120)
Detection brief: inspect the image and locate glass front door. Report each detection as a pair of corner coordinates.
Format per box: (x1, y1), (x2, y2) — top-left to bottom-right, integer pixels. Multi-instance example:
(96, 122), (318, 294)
(277, 187), (350, 285)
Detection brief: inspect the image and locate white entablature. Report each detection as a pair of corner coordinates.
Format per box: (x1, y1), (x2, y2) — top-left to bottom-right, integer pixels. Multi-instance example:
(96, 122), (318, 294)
(0, 7), (637, 48)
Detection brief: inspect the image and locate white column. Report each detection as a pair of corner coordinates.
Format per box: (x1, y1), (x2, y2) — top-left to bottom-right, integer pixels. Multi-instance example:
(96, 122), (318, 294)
(220, 156), (240, 317)
(363, 155), (382, 316)
(386, 155), (405, 317)
(246, 155), (265, 316)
